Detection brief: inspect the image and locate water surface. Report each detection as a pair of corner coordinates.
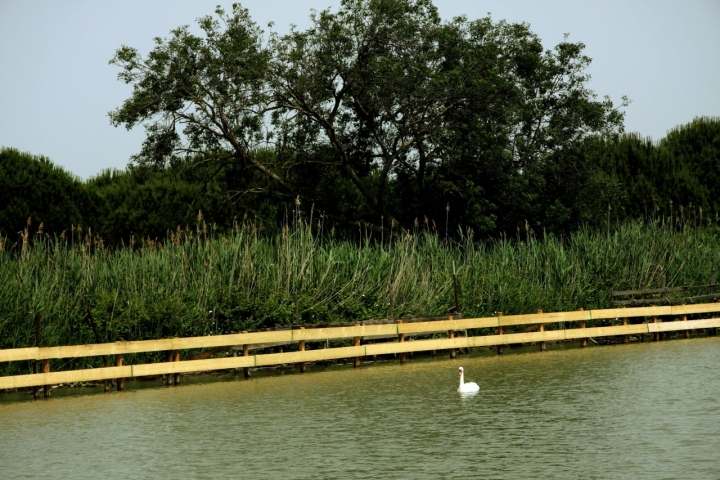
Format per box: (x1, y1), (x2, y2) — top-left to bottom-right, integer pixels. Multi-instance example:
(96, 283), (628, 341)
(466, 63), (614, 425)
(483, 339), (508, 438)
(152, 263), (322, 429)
(1, 338), (719, 479)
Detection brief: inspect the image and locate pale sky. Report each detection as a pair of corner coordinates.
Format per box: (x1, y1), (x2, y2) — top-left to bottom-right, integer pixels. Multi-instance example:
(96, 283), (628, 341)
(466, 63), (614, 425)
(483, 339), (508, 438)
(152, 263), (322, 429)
(1, 0), (719, 179)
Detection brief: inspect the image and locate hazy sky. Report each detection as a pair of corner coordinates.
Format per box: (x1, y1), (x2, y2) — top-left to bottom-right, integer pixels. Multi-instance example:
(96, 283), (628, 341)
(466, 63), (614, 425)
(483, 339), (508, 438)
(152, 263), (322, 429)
(1, 0), (719, 179)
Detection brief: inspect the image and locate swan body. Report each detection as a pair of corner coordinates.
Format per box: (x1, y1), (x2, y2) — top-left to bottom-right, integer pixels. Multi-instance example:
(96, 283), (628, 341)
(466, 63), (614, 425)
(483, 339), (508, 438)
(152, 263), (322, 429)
(457, 367), (479, 393)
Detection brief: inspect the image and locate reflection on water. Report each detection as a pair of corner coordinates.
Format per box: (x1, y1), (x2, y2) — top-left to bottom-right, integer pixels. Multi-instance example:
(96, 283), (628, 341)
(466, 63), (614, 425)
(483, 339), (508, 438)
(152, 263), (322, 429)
(1, 338), (720, 479)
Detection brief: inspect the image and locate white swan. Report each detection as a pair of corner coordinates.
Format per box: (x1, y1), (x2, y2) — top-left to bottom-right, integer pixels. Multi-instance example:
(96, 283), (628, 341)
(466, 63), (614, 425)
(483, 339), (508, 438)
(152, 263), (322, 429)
(457, 367), (479, 393)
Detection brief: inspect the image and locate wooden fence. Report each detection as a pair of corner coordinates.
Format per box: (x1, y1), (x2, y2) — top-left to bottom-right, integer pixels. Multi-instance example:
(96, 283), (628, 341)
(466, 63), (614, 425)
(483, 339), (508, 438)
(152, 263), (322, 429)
(2, 303), (719, 395)
(611, 272), (719, 306)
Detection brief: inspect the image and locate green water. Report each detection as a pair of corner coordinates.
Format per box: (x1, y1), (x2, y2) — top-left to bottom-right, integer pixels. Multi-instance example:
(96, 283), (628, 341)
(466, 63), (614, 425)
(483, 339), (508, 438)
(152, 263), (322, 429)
(1, 338), (719, 479)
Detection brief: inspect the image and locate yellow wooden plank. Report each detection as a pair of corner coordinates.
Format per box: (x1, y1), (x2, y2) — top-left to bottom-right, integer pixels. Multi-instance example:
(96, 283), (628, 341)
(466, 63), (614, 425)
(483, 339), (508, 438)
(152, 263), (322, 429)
(459, 317), (504, 329)
(0, 356), (262, 389)
(364, 338), (464, 355)
(648, 317), (720, 333)
(255, 346), (364, 366)
(170, 331), (292, 350)
(0, 347), (38, 363)
(399, 317), (499, 334)
(494, 305), (709, 325)
(0, 366), (130, 390)
(500, 311), (588, 326)
(467, 336), (508, 348)
(397, 319), (458, 334)
(133, 356), (255, 376)
(294, 324), (395, 341)
(0, 331), (292, 363)
(495, 330), (568, 344)
(231, 341), (295, 351)
(499, 313), (547, 327)
(564, 324), (648, 339)
(670, 304), (720, 315)
(589, 306), (673, 320)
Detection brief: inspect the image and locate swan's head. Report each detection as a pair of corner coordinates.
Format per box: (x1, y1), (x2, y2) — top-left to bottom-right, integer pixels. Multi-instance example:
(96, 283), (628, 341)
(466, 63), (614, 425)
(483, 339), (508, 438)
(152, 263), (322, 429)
(458, 367), (464, 376)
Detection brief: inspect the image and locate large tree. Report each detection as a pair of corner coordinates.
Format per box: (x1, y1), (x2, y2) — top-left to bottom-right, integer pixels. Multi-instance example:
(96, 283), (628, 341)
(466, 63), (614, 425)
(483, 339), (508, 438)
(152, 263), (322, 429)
(110, 0), (626, 234)
(268, 0), (454, 227)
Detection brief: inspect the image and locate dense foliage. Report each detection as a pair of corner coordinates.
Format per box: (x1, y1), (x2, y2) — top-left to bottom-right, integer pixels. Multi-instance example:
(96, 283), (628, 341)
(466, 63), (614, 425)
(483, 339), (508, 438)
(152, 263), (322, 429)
(5, 116), (720, 244)
(108, 0), (626, 236)
(588, 116), (720, 222)
(0, 148), (96, 238)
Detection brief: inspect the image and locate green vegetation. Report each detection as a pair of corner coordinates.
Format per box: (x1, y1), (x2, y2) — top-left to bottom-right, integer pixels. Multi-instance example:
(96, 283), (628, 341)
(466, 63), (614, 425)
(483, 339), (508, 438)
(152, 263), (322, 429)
(4, 1), (718, 244)
(0, 148), (96, 238)
(2, 216), (718, 375)
(2, 1), (719, 378)
(107, 0), (626, 236)
(0, 148), (281, 243)
(588, 116), (720, 220)
(5, 116), (719, 245)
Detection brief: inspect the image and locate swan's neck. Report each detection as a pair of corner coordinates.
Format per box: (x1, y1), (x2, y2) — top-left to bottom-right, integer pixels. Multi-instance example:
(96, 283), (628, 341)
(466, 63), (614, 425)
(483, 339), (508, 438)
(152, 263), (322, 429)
(459, 372), (465, 387)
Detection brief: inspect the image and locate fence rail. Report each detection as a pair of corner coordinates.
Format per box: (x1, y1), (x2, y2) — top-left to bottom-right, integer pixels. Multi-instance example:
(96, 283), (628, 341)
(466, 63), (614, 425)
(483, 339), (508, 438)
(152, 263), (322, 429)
(611, 293), (720, 306)
(612, 283), (718, 296)
(2, 303), (719, 391)
(611, 272), (718, 306)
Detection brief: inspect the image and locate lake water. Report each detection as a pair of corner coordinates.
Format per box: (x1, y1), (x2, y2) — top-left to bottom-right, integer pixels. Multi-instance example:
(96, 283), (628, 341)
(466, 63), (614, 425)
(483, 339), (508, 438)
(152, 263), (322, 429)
(1, 337), (719, 479)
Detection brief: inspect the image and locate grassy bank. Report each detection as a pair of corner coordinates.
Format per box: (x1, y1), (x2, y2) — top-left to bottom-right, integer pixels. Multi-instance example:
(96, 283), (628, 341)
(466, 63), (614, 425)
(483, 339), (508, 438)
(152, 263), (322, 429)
(1, 219), (719, 375)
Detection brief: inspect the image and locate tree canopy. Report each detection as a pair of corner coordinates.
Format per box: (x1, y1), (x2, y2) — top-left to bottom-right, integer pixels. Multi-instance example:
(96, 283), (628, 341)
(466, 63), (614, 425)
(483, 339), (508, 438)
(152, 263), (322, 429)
(588, 116), (720, 222)
(0, 148), (95, 238)
(3, 117), (719, 245)
(109, 0), (626, 236)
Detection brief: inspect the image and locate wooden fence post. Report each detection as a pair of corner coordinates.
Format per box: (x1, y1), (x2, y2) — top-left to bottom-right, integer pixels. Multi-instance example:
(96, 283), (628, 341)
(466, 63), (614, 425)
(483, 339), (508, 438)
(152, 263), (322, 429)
(579, 308), (587, 348)
(43, 359), (51, 398)
(712, 271), (718, 336)
(299, 327), (306, 373)
(653, 313), (660, 342)
(242, 331), (250, 379)
(173, 350), (180, 385)
(621, 306), (628, 344)
(398, 320), (405, 363)
(115, 353), (124, 391)
(448, 316), (456, 359)
(683, 313), (689, 339)
(538, 309), (545, 351)
(166, 351), (174, 385)
(497, 312), (504, 355)
(354, 323), (361, 368)
(622, 316), (628, 344)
